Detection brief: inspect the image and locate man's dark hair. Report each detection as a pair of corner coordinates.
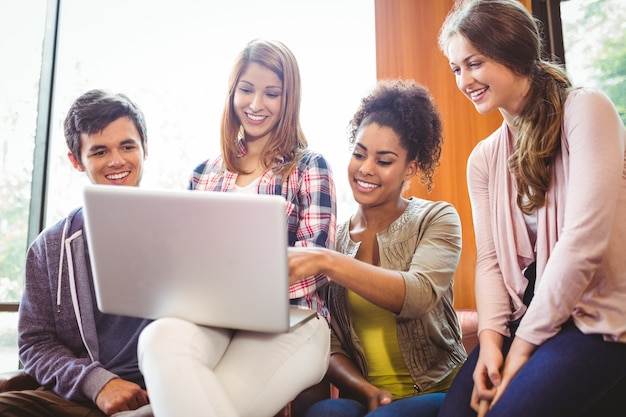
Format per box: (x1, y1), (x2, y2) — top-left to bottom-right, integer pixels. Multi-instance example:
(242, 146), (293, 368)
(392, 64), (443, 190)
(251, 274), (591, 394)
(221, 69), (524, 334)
(64, 89), (148, 162)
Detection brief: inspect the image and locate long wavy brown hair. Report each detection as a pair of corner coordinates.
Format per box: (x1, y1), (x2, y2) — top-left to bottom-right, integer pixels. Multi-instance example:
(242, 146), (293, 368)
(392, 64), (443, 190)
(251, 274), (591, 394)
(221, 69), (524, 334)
(439, 0), (572, 213)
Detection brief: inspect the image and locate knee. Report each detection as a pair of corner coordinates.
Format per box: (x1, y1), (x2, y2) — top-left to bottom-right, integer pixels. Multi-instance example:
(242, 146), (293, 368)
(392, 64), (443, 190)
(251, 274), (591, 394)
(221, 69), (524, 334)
(138, 317), (198, 359)
(138, 318), (233, 371)
(305, 399), (364, 417)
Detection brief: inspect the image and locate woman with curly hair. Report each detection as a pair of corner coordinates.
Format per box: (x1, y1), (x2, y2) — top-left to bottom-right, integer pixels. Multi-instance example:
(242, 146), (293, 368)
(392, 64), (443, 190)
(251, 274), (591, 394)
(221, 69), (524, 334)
(288, 79), (467, 417)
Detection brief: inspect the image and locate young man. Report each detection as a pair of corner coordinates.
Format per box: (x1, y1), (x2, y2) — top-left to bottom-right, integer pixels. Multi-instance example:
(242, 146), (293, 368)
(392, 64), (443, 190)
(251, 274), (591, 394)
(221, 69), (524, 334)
(0, 90), (153, 417)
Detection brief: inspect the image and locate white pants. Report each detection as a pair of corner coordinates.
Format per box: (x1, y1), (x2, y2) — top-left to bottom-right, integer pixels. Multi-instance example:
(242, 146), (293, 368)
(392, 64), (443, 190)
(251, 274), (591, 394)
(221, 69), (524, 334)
(137, 316), (330, 417)
(112, 404), (153, 417)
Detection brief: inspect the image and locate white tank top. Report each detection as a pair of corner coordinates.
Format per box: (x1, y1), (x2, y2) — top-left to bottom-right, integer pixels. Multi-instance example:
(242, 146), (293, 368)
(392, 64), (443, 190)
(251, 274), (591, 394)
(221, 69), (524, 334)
(232, 177), (260, 194)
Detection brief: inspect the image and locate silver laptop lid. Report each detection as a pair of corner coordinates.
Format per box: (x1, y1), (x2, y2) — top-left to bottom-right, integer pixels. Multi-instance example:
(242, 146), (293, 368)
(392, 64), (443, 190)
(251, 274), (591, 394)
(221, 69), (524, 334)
(83, 184), (295, 333)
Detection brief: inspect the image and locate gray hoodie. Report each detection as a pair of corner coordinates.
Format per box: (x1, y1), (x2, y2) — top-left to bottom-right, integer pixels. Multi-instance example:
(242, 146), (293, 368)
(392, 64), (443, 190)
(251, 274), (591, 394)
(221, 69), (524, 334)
(18, 207), (150, 403)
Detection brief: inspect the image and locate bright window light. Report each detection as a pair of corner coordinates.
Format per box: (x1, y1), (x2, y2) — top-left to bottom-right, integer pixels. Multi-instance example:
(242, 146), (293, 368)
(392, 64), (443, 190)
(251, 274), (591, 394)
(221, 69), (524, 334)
(47, 0), (377, 224)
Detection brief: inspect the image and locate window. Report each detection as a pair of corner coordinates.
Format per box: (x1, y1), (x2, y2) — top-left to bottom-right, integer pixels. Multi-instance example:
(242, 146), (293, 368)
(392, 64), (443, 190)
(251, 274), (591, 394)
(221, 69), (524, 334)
(0, 0), (49, 371)
(0, 0), (375, 371)
(531, 0), (624, 123)
(560, 0), (626, 123)
(47, 0), (375, 225)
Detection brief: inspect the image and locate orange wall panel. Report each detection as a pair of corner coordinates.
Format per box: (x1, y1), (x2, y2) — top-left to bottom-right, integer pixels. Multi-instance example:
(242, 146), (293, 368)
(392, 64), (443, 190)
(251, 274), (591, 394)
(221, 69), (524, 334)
(374, 0), (512, 308)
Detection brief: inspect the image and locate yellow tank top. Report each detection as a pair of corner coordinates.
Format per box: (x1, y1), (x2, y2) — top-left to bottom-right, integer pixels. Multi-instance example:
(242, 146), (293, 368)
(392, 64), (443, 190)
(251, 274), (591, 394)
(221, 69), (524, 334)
(347, 289), (415, 399)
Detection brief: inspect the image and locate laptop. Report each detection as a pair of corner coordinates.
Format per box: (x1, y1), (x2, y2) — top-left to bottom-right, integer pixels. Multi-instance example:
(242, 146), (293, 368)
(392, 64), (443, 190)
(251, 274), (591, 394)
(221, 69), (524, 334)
(82, 184), (317, 333)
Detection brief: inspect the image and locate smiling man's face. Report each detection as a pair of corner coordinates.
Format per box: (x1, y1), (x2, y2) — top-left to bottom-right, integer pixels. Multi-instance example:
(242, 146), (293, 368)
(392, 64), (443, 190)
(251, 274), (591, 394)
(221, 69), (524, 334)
(68, 116), (147, 186)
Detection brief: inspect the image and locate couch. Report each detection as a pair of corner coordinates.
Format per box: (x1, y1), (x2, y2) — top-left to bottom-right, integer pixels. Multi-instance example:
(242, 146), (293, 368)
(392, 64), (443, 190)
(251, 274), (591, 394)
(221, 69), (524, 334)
(0, 309), (478, 417)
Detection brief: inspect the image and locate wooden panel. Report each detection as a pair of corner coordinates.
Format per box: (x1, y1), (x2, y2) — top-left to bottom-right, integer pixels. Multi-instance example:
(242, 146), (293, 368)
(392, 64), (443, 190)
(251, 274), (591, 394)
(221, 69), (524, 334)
(373, 0), (511, 309)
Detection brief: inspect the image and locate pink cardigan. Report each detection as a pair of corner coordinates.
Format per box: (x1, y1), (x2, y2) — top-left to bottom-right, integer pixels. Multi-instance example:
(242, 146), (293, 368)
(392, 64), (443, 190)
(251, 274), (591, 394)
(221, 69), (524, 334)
(467, 88), (626, 346)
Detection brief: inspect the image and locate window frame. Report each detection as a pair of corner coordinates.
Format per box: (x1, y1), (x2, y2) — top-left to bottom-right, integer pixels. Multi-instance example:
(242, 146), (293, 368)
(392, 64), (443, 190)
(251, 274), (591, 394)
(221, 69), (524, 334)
(532, 0), (566, 64)
(0, 0), (59, 315)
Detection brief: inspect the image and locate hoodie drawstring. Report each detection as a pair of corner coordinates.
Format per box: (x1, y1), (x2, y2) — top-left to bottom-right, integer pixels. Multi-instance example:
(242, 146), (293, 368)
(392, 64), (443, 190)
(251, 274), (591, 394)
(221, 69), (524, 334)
(56, 219), (69, 312)
(57, 217), (95, 362)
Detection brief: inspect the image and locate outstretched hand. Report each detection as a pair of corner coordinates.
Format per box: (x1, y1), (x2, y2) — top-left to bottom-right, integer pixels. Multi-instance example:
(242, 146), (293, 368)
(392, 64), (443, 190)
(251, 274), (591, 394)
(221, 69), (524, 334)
(287, 246), (329, 284)
(95, 378), (149, 415)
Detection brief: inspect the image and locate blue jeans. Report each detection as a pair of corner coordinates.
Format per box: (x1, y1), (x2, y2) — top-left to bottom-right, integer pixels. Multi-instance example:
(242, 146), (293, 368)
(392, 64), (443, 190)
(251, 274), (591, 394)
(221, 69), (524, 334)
(438, 321), (626, 417)
(304, 393), (445, 417)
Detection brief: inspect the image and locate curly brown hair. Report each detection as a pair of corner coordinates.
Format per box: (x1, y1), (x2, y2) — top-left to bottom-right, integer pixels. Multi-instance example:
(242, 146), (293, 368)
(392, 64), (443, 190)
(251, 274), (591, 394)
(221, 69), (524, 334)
(348, 79), (443, 192)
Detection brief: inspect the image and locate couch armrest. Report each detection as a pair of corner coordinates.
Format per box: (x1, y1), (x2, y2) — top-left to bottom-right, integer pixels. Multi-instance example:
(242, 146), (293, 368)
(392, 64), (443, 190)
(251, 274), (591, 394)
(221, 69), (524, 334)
(0, 370), (40, 393)
(456, 309), (479, 353)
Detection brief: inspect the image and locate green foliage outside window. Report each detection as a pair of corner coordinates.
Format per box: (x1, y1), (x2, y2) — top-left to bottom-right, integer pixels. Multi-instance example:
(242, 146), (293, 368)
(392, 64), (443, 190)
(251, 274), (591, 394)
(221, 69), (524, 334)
(561, 0), (626, 124)
(596, 35), (626, 124)
(0, 169), (30, 303)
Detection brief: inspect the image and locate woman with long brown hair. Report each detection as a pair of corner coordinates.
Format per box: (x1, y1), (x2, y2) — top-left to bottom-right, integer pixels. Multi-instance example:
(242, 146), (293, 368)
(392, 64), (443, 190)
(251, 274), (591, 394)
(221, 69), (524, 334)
(437, 1), (626, 416)
(138, 39), (336, 417)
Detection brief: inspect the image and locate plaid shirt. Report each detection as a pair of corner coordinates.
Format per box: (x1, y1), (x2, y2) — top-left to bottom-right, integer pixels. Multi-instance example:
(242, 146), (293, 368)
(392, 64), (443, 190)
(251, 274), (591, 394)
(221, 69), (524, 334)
(189, 141), (337, 322)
